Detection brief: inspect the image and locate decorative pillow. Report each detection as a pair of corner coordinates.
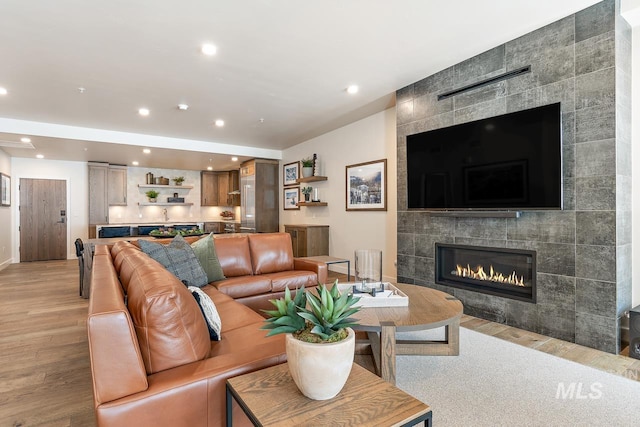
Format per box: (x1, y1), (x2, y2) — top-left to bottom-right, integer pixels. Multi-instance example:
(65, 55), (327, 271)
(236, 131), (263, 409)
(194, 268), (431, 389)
(191, 233), (226, 282)
(139, 235), (209, 287)
(189, 286), (222, 341)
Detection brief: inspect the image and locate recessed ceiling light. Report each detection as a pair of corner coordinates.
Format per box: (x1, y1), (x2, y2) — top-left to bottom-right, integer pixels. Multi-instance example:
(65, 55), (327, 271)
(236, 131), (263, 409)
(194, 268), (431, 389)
(215, 119), (224, 127)
(231, 157), (238, 162)
(177, 103), (189, 111)
(138, 108), (150, 116)
(132, 161), (139, 166)
(0, 87), (7, 95)
(143, 148), (151, 154)
(21, 137), (31, 143)
(207, 166), (213, 171)
(78, 87), (86, 94)
(36, 154), (44, 159)
(201, 43), (217, 56)
(347, 85), (359, 94)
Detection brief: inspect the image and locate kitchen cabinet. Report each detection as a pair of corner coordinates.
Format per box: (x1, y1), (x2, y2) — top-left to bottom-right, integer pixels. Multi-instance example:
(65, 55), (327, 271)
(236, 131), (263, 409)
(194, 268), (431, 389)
(284, 224), (329, 257)
(204, 222), (223, 234)
(201, 170), (240, 206)
(229, 170), (240, 206)
(108, 165), (127, 206)
(201, 171), (218, 206)
(88, 162), (109, 237)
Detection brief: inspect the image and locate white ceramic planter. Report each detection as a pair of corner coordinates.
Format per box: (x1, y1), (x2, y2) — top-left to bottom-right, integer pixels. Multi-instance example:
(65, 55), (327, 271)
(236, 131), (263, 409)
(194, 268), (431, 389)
(285, 328), (355, 400)
(302, 166), (313, 177)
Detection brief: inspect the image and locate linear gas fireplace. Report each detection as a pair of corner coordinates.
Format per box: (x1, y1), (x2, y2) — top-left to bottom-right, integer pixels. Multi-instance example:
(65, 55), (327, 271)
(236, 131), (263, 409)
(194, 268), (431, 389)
(435, 243), (536, 303)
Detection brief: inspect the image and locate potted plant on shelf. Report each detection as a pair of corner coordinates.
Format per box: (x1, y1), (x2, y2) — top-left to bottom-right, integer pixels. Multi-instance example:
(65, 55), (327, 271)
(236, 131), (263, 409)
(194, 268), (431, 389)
(300, 157), (314, 178)
(301, 186), (312, 202)
(173, 176), (185, 186)
(262, 281), (360, 400)
(145, 190), (159, 202)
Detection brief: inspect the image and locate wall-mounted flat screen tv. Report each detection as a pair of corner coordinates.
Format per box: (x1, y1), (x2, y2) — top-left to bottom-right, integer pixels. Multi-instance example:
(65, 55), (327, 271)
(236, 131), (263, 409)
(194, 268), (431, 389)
(406, 103), (562, 210)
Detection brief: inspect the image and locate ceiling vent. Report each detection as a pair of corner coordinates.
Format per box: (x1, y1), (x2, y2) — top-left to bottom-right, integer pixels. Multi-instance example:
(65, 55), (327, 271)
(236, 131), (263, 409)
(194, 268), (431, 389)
(0, 139), (36, 149)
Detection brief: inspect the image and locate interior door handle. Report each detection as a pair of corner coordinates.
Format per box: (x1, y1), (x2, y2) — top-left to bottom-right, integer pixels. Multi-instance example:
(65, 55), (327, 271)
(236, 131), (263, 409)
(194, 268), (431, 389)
(57, 218), (66, 224)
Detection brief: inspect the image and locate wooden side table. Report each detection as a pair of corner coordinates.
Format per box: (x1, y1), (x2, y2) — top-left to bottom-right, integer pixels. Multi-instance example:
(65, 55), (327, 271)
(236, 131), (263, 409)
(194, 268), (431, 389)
(226, 362), (431, 426)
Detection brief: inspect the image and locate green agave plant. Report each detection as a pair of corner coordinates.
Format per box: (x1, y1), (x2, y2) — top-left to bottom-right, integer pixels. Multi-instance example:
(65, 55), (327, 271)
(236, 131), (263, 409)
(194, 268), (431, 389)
(261, 280), (361, 343)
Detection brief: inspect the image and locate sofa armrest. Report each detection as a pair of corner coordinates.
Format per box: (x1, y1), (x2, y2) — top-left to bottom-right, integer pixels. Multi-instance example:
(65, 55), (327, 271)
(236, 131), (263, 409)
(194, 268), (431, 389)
(293, 258), (328, 284)
(95, 341), (286, 427)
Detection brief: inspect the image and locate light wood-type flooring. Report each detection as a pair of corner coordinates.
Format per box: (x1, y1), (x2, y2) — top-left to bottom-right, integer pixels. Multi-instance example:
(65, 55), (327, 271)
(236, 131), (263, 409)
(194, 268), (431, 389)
(1, 260), (639, 426)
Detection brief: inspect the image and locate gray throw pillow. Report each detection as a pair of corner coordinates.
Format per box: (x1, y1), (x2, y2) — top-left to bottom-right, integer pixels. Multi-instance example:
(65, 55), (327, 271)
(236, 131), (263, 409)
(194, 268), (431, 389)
(190, 233), (226, 282)
(139, 235), (209, 288)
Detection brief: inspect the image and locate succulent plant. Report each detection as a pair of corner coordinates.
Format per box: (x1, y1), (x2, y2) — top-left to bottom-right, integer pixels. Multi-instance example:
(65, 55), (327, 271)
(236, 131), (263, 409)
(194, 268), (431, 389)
(261, 286), (307, 336)
(145, 190), (159, 198)
(261, 280), (360, 343)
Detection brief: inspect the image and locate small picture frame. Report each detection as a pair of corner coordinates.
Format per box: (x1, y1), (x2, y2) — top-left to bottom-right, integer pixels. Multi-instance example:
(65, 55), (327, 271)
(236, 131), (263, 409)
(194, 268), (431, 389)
(283, 162), (299, 187)
(283, 186), (300, 210)
(0, 173), (10, 207)
(346, 159), (387, 211)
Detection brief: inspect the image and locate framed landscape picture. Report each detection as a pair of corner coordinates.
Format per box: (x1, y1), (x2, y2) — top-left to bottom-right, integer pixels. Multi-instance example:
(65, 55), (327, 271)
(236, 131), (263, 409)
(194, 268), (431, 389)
(346, 159), (387, 211)
(1, 173), (10, 207)
(283, 162), (299, 187)
(283, 186), (300, 210)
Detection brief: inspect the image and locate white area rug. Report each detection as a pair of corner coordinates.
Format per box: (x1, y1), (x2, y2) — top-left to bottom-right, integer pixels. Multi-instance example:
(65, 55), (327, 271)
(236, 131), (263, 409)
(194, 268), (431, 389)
(395, 328), (640, 427)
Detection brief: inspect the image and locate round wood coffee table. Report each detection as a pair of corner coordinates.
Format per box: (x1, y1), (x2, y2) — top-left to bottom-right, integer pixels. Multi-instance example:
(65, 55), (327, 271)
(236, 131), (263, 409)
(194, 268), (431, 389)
(351, 283), (463, 385)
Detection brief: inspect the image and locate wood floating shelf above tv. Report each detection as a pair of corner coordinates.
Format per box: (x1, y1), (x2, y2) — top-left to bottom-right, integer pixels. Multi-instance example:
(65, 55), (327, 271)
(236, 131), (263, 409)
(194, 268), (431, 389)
(296, 176), (327, 183)
(297, 202), (328, 207)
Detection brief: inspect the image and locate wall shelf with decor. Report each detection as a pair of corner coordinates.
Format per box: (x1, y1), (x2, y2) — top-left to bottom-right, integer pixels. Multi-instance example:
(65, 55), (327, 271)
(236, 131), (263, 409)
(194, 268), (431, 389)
(138, 184), (194, 190)
(296, 176), (327, 184)
(138, 202), (194, 206)
(297, 202), (328, 207)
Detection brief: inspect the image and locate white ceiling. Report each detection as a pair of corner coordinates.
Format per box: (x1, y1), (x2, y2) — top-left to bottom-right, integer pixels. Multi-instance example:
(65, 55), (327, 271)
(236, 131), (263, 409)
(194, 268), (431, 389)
(0, 0), (601, 171)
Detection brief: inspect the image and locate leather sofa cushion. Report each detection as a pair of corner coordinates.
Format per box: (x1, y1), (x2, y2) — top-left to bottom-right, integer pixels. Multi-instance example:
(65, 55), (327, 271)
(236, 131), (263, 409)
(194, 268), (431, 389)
(214, 276), (272, 299)
(213, 236), (253, 277)
(248, 233), (294, 274)
(126, 257), (210, 375)
(264, 270), (318, 292)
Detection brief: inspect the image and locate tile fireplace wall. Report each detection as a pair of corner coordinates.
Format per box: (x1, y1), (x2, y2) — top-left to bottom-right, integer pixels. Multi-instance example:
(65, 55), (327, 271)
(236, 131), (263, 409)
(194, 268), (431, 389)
(395, 0), (631, 354)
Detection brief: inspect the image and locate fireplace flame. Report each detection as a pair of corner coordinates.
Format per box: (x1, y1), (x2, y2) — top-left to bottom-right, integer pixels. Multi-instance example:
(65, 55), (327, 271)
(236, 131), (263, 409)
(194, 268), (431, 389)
(454, 264), (526, 287)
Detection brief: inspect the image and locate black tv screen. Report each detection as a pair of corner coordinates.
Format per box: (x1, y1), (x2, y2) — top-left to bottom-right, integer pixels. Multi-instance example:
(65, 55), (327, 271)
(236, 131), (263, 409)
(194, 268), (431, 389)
(406, 103), (562, 210)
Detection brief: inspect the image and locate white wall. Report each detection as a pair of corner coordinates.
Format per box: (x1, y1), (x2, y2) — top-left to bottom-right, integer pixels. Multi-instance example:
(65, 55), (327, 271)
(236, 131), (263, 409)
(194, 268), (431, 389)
(0, 149), (12, 269)
(11, 157), (88, 261)
(281, 108), (397, 282)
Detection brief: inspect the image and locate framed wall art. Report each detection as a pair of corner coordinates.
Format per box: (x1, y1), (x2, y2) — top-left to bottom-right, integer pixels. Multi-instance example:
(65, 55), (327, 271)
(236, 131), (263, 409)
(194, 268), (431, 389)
(283, 162), (299, 187)
(283, 186), (300, 210)
(346, 159), (387, 211)
(0, 173), (10, 207)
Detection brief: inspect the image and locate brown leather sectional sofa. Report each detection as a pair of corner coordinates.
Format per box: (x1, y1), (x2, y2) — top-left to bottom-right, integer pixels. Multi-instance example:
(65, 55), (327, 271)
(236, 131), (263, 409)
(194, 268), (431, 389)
(87, 232), (328, 426)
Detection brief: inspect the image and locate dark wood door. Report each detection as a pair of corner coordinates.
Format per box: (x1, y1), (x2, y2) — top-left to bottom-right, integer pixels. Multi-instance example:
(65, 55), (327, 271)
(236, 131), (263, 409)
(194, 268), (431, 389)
(20, 178), (67, 261)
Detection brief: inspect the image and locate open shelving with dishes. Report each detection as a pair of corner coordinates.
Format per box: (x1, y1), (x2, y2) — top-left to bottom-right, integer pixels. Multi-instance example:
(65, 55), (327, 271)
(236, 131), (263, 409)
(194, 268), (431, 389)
(138, 183), (193, 206)
(137, 202), (194, 206)
(138, 184), (194, 190)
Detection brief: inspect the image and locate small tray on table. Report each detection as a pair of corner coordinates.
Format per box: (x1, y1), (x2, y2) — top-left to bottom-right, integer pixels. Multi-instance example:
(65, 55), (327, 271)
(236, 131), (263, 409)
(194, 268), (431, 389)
(337, 282), (408, 307)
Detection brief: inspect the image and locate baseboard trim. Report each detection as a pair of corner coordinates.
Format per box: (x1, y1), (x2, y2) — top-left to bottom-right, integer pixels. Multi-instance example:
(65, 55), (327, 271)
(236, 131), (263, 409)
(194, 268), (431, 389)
(0, 258), (13, 272)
